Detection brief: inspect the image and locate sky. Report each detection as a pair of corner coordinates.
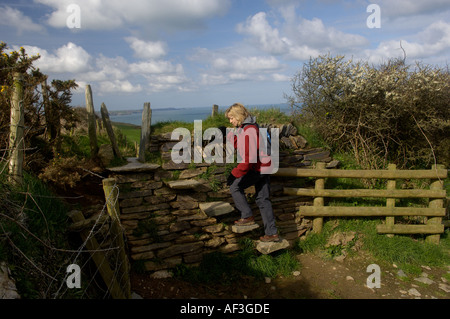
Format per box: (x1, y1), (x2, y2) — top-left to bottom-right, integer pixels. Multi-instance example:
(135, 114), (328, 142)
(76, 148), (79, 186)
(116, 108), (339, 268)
(1, 0), (449, 111)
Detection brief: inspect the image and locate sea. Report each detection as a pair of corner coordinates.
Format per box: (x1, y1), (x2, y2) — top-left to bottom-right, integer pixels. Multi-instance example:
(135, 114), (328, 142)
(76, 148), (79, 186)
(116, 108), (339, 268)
(109, 103), (293, 126)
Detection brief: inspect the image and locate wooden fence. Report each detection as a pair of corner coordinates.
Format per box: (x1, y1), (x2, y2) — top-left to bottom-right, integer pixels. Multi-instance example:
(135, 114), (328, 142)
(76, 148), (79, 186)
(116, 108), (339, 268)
(274, 162), (448, 244)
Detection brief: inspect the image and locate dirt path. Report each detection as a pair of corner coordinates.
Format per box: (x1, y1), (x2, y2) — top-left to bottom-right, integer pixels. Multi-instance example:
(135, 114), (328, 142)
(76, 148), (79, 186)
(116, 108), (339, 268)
(131, 250), (450, 300)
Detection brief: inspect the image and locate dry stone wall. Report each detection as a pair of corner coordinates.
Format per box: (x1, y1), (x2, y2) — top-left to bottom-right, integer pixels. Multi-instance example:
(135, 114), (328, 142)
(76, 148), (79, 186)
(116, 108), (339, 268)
(107, 124), (337, 272)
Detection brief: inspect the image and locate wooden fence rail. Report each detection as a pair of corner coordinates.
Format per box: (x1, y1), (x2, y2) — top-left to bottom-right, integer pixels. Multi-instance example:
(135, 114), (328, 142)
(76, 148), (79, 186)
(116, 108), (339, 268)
(274, 163), (448, 244)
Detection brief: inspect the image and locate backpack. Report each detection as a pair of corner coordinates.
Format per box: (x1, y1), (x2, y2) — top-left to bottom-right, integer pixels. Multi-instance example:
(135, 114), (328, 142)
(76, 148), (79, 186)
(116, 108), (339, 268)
(241, 123), (272, 156)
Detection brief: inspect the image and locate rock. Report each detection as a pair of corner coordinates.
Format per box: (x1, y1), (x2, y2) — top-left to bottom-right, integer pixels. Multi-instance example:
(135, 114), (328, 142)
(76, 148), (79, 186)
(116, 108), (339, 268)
(108, 157), (160, 172)
(326, 231), (355, 247)
(150, 270), (173, 279)
(255, 239), (290, 255)
(131, 292), (144, 299)
(292, 271), (301, 277)
(397, 270), (408, 278)
(346, 276), (354, 281)
(265, 277), (271, 284)
(438, 283), (450, 293)
(326, 159), (340, 169)
(231, 223), (260, 233)
(199, 201), (234, 217)
(407, 288), (421, 297)
(98, 144), (115, 166)
(290, 135), (307, 148)
(165, 179), (202, 189)
(414, 276), (434, 285)
(0, 262), (20, 299)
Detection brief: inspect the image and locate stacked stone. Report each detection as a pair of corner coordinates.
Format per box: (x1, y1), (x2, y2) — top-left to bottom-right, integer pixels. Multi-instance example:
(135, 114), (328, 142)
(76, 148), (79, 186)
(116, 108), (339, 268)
(107, 124), (338, 273)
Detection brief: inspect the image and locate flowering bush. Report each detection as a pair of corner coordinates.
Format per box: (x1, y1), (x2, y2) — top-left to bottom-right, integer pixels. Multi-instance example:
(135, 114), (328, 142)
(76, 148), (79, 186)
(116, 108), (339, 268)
(287, 54), (450, 169)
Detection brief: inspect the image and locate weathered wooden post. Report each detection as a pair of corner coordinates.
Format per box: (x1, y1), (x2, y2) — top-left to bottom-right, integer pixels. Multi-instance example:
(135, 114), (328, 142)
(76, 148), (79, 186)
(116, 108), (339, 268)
(8, 72), (24, 186)
(41, 78), (52, 141)
(85, 84), (99, 158)
(212, 104), (219, 117)
(100, 102), (122, 158)
(102, 178), (131, 298)
(68, 210), (127, 299)
(138, 102), (151, 162)
(312, 162), (326, 233)
(385, 164), (397, 237)
(426, 164), (445, 244)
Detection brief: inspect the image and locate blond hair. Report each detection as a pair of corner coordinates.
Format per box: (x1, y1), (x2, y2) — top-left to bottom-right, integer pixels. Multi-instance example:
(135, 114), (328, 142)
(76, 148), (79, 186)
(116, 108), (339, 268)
(225, 103), (251, 126)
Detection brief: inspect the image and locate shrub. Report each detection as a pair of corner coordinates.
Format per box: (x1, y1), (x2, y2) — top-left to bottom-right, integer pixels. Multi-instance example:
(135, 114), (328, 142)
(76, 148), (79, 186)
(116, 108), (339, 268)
(287, 54), (450, 169)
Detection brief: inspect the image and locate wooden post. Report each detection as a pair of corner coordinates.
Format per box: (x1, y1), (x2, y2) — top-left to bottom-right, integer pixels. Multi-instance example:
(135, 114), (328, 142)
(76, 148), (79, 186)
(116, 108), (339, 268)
(212, 104), (219, 117)
(426, 164), (445, 244)
(8, 72), (24, 186)
(41, 78), (52, 141)
(85, 85), (99, 158)
(138, 102), (151, 163)
(385, 164), (397, 237)
(68, 210), (126, 299)
(312, 162), (326, 233)
(100, 102), (122, 158)
(102, 178), (131, 298)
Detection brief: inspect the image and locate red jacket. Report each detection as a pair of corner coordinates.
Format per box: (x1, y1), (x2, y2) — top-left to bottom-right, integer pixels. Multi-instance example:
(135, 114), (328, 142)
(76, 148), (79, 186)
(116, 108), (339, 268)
(228, 118), (271, 178)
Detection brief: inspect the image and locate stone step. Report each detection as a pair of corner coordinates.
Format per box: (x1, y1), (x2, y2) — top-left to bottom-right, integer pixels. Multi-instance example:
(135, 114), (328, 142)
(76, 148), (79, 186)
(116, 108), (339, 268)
(231, 223), (260, 233)
(255, 239), (290, 255)
(199, 201), (234, 217)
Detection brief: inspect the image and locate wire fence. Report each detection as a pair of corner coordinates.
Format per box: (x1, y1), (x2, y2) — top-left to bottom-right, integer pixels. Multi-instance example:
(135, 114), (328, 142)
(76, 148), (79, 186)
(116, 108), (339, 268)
(0, 162), (130, 299)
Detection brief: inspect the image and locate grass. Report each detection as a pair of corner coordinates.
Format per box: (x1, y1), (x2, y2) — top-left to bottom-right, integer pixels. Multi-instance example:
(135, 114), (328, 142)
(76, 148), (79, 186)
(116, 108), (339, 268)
(296, 218), (450, 275)
(0, 171), (73, 298)
(173, 238), (299, 285)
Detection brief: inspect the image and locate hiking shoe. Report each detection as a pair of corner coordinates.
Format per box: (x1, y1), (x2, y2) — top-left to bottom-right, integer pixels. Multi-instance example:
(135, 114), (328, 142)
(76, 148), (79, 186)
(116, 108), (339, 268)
(259, 234), (281, 242)
(234, 216), (255, 225)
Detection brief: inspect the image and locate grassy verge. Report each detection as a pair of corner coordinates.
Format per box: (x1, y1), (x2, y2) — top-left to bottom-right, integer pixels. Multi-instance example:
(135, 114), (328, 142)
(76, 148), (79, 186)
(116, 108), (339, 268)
(296, 218), (450, 275)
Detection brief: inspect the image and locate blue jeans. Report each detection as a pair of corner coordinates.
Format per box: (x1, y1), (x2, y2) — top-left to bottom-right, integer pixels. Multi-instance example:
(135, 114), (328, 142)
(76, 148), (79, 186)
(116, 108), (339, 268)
(230, 171), (278, 236)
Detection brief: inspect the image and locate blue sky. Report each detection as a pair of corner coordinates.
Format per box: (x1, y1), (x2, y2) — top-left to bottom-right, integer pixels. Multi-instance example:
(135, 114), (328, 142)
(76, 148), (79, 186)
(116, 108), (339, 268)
(1, 0), (449, 111)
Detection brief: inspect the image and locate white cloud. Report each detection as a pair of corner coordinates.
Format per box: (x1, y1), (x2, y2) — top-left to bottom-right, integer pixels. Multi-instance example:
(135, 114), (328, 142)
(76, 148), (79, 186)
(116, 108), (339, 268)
(237, 11), (368, 61)
(191, 47), (286, 85)
(125, 37), (167, 60)
(236, 12), (290, 55)
(373, 0), (450, 20)
(0, 6), (45, 34)
(17, 42), (92, 73)
(363, 20), (450, 64)
(35, 0), (231, 31)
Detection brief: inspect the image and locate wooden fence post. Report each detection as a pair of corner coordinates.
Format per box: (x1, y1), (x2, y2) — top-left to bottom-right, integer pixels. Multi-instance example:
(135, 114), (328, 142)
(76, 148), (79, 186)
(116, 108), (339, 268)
(8, 72), (24, 186)
(68, 210), (126, 299)
(426, 164), (445, 244)
(385, 164), (397, 237)
(212, 104), (219, 117)
(312, 162), (326, 233)
(138, 102), (151, 163)
(102, 178), (131, 298)
(85, 84), (99, 158)
(100, 102), (122, 158)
